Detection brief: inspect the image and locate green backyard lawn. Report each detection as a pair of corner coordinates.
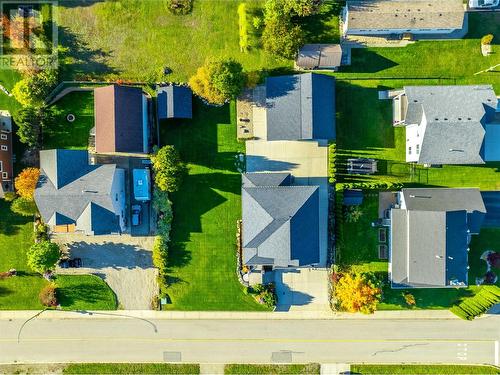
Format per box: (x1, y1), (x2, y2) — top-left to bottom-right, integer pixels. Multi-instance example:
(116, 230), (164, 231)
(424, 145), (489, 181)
(160, 99), (268, 311)
(0, 197), (116, 310)
(43, 91), (95, 150)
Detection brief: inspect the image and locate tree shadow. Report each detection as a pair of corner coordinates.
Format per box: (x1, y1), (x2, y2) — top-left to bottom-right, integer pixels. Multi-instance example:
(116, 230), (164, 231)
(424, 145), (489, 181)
(58, 25), (120, 79)
(0, 200), (31, 237)
(58, 0), (106, 8)
(301, 0), (343, 44)
(56, 279), (117, 307)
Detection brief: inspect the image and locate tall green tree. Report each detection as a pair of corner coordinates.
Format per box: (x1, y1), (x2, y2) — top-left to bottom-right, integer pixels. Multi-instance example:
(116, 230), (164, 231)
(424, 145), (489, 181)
(189, 59), (246, 104)
(12, 68), (58, 107)
(151, 145), (186, 193)
(27, 240), (61, 274)
(10, 197), (38, 216)
(13, 106), (54, 148)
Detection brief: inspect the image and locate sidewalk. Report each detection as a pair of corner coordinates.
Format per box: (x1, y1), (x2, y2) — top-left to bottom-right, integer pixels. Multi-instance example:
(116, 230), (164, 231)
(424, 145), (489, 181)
(0, 309), (464, 321)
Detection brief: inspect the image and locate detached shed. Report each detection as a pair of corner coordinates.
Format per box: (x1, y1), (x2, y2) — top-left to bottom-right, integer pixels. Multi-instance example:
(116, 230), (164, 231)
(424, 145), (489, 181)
(296, 44), (342, 71)
(157, 85), (193, 120)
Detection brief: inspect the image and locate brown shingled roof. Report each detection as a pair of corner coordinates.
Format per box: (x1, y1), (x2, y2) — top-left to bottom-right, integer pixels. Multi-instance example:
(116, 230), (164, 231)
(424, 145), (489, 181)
(94, 85), (146, 153)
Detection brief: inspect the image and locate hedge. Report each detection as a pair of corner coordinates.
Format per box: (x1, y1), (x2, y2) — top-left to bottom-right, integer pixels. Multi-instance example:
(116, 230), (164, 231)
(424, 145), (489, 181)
(329, 143), (336, 184)
(152, 188), (173, 297)
(450, 285), (500, 320)
(238, 3), (249, 53)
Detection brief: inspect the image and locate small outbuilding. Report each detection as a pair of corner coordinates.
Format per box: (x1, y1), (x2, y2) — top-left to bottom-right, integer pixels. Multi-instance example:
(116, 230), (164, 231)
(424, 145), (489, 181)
(157, 85), (193, 120)
(295, 44), (342, 71)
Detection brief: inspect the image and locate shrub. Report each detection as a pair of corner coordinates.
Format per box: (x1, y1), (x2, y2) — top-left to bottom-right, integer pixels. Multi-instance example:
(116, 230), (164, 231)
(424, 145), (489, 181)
(344, 205), (363, 223)
(251, 283), (277, 308)
(39, 283), (57, 307)
(189, 58), (246, 104)
(238, 3), (249, 53)
(481, 34), (494, 45)
(12, 68), (58, 107)
(334, 271), (381, 314)
(283, 0), (323, 16)
(14, 167), (40, 200)
(3, 191), (17, 202)
(11, 197), (38, 216)
(262, 16), (303, 59)
(27, 240), (61, 274)
(450, 286), (500, 320)
(151, 145), (186, 193)
(252, 16), (263, 30)
(404, 293), (416, 307)
(35, 222), (49, 242)
(166, 0), (193, 15)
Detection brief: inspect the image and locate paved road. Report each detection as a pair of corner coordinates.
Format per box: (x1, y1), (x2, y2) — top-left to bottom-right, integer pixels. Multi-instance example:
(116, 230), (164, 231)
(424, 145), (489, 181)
(0, 315), (498, 365)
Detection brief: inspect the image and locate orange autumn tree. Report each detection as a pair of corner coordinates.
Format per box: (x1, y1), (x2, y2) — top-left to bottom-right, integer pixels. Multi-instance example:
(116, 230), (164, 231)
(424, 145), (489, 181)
(15, 168), (40, 200)
(334, 271), (381, 314)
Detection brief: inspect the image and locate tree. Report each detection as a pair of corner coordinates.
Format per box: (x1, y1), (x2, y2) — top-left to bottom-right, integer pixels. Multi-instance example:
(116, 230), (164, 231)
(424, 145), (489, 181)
(262, 16), (304, 59)
(15, 168), (40, 199)
(151, 145), (186, 193)
(189, 59), (246, 104)
(27, 241), (61, 274)
(334, 272), (381, 314)
(283, 0), (323, 16)
(344, 205), (363, 223)
(487, 252), (500, 269)
(12, 69), (58, 107)
(39, 283), (58, 307)
(11, 197), (38, 216)
(14, 106), (53, 148)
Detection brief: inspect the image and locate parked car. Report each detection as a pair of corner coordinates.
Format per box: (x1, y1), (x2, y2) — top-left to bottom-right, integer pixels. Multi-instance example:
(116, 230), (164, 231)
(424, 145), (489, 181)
(132, 204), (142, 226)
(469, 0), (499, 8)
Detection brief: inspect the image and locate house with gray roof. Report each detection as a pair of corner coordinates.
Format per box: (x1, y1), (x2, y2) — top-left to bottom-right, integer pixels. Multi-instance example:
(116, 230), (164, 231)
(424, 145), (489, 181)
(34, 149), (126, 235)
(387, 188), (486, 288)
(257, 73), (335, 141)
(342, 0), (467, 39)
(157, 85), (193, 120)
(392, 85), (500, 165)
(241, 172), (320, 268)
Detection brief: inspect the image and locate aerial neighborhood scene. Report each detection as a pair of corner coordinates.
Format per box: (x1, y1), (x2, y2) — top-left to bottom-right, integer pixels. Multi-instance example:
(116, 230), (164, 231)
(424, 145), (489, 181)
(0, 0), (499, 373)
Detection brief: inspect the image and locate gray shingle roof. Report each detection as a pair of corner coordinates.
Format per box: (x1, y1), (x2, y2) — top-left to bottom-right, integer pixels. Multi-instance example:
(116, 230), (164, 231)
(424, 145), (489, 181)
(157, 85), (193, 120)
(403, 85), (498, 164)
(390, 188), (485, 288)
(265, 73), (335, 141)
(242, 172), (291, 188)
(34, 150), (121, 235)
(346, 0), (466, 32)
(242, 174), (320, 267)
(296, 44), (342, 69)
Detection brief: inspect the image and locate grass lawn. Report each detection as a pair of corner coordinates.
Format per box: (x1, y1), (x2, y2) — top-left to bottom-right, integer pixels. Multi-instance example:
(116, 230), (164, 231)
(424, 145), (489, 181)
(57, 0), (288, 82)
(0, 200), (117, 310)
(350, 364), (500, 375)
(43, 91), (95, 150)
(160, 99), (267, 311)
(63, 363), (199, 374)
(55, 274), (117, 310)
(224, 364), (321, 375)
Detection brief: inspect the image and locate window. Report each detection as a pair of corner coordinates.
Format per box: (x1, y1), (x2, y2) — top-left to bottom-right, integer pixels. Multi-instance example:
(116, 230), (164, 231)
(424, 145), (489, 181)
(115, 193), (118, 202)
(1, 145), (7, 151)
(0, 134), (7, 140)
(416, 144), (420, 154)
(408, 146), (412, 155)
(2, 172), (7, 179)
(0, 160), (2, 172)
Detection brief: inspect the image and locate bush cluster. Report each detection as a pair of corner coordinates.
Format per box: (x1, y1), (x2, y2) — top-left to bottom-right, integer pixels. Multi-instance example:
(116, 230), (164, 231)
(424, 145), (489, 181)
(250, 283), (277, 308)
(342, 181), (403, 191)
(39, 283), (57, 307)
(152, 188), (173, 297)
(329, 143), (337, 184)
(166, 0), (193, 15)
(450, 286), (500, 320)
(238, 3), (249, 53)
(151, 145), (185, 193)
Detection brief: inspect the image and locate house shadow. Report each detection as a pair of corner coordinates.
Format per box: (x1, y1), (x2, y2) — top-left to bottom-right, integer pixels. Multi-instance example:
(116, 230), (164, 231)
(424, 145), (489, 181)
(0, 201), (31, 236)
(63, 241), (153, 270)
(340, 50), (398, 74)
(246, 155), (299, 173)
(58, 0), (106, 7)
(273, 269), (315, 312)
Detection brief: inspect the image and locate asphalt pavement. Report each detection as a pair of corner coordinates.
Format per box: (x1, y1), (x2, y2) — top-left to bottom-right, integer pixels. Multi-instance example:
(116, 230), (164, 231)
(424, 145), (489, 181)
(0, 314), (498, 365)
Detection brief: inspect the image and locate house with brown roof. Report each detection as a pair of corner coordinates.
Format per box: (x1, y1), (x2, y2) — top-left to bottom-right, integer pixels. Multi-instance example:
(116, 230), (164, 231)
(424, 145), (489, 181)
(0, 111), (14, 198)
(295, 44), (343, 71)
(94, 85), (150, 154)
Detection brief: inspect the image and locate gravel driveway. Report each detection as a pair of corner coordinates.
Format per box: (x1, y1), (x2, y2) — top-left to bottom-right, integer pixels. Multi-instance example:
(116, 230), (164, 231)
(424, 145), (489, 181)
(54, 234), (157, 310)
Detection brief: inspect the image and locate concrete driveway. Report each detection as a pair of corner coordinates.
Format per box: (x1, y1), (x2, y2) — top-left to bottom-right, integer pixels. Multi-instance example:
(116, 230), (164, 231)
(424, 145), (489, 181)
(274, 268), (330, 312)
(54, 234), (157, 310)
